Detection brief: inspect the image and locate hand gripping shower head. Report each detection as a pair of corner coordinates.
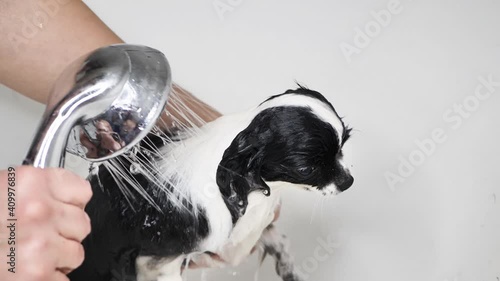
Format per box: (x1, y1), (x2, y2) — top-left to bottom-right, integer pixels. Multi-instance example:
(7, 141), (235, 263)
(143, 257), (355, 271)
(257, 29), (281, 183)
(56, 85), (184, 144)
(23, 44), (171, 168)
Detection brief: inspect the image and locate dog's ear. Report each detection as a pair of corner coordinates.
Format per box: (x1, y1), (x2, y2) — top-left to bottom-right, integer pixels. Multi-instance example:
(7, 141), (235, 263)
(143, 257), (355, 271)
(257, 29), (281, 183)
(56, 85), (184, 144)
(216, 127), (271, 222)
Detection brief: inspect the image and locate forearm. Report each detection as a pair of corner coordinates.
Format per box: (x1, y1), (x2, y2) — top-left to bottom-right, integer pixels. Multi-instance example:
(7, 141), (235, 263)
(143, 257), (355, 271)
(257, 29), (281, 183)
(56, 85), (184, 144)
(165, 84), (221, 128)
(0, 0), (221, 124)
(0, 0), (122, 103)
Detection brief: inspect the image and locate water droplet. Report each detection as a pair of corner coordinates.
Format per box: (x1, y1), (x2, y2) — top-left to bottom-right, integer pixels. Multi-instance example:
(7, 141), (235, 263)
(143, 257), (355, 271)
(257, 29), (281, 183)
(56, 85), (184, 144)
(130, 162), (142, 174)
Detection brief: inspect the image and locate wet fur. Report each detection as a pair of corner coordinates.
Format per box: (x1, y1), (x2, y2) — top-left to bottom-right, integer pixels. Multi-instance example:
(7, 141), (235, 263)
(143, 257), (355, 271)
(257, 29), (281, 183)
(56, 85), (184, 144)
(69, 87), (353, 281)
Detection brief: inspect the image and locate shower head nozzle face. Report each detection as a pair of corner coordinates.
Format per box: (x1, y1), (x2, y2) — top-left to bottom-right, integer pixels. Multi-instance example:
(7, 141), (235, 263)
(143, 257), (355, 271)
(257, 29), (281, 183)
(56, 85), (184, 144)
(25, 44), (172, 168)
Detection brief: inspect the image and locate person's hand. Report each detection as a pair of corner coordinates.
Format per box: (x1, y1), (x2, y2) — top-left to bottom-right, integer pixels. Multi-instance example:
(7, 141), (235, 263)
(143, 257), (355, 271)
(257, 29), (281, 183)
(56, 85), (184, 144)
(0, 166), (92, 281)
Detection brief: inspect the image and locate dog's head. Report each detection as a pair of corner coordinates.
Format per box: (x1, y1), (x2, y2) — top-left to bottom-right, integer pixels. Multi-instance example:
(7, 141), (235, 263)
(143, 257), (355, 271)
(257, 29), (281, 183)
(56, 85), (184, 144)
(216, 86), (353, 219)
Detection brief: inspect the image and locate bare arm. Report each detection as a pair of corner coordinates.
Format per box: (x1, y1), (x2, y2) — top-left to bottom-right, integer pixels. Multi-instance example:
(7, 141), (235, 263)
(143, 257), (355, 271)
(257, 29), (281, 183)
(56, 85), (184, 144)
(0, 2), (220, 280)
(0, 0), (220, 123)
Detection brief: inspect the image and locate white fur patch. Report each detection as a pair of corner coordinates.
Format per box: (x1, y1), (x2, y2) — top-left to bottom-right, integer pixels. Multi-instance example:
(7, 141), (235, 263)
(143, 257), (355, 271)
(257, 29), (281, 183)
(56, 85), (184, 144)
(136, 255), (185, 281)
(217, 188), (282, 266)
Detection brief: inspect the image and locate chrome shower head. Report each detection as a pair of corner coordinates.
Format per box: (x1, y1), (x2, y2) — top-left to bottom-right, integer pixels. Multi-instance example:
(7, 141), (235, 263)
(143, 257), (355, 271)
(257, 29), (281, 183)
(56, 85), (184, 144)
(24, 44), (171, 168)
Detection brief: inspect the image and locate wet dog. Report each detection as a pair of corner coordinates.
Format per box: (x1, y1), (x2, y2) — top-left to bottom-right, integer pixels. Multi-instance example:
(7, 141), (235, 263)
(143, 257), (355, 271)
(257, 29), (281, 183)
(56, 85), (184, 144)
(69, 86), (353, 281)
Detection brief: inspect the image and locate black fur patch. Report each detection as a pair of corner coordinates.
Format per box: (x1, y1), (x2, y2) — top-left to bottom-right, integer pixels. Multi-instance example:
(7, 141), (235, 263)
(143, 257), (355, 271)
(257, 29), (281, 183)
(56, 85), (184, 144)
(262, 86), (352, 145)
(217, 106), (349, 223)
(69, 134), (209, 281)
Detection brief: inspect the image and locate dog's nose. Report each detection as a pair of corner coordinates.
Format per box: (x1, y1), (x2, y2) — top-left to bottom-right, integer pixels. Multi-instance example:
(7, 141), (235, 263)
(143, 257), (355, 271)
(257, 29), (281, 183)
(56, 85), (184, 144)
(337, 175), (354, 192)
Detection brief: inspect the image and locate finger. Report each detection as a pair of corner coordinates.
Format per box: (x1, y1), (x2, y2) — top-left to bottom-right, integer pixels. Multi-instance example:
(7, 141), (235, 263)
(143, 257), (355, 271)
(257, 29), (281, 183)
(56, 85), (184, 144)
(17, 193), (54, 226)
(46, 168), (93, 209)
(19, 229), (60, 280)
(80, 132), (98, 158)
(59, 267), (72, 275)
(55, 238), (85, 271)
(54, 270), (70, 281)
(55, 203), (91, 242)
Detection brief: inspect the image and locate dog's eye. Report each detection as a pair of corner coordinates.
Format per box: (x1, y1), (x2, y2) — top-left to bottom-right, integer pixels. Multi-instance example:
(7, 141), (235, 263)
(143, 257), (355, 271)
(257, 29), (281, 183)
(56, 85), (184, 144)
(297, 167), (314, 176)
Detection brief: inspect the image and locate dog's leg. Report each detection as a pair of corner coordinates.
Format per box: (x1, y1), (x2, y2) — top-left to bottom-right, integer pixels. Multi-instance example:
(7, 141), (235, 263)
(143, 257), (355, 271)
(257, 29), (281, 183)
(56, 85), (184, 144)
(259, 224), (305, 281)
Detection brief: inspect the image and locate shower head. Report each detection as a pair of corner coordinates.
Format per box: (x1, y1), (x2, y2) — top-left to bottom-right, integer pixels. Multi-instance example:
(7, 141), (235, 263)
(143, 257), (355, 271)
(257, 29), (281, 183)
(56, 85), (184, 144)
(24, 44), (171, 168)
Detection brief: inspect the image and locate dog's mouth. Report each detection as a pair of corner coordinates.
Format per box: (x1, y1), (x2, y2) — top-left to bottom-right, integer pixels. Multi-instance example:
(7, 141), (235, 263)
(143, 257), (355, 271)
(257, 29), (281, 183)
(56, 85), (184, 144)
(320, 188), (340, 196)
(311, 175), (354, 196)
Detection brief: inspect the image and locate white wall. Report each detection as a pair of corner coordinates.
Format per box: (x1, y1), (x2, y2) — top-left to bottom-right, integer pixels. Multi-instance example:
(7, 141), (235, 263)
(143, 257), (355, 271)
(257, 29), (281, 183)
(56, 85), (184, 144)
(1, 0), (499, 281)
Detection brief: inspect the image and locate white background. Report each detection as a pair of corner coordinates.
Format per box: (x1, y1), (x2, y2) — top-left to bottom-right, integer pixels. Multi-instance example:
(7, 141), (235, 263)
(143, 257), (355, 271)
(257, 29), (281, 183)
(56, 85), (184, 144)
(0, 1), (499, 281)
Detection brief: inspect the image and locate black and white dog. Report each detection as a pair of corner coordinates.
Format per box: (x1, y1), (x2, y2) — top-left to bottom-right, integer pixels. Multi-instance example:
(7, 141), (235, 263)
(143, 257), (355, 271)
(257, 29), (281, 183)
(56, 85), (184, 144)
(69, 86), (353, 281)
